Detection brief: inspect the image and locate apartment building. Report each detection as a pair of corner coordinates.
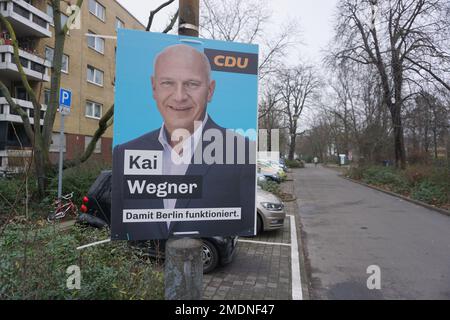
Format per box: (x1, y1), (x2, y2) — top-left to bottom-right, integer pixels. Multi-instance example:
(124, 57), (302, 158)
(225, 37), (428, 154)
(0, 0), (145, 172)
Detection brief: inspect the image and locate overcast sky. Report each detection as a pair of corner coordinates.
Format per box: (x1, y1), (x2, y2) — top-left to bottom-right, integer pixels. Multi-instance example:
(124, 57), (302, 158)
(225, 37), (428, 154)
(116, 0), (339, 64)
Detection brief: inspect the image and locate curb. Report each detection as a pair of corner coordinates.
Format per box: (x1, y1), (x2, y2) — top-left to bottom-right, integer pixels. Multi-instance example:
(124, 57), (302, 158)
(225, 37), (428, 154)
(342, 176), (450, 217)
(283, 173), (311, 300)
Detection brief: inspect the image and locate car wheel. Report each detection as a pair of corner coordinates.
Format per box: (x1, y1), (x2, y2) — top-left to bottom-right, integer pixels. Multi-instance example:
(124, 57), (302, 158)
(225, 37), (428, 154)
(202, 239), (219, 274)
(256, 214), (263, 235)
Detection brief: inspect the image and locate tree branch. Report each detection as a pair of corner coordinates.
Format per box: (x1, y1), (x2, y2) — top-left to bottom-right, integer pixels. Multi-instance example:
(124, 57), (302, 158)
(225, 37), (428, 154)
(64, 105), (114, 169)
(146, 0), (175, 31)
(162, 9), (179, 33)
(0, 81), (34, 142)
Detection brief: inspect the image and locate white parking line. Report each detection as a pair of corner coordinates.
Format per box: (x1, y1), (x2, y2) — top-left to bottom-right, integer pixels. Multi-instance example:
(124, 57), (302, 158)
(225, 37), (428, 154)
(290, 215), (303, 300)
(238, 239), (291, 247)
(238, 215), (304, 300)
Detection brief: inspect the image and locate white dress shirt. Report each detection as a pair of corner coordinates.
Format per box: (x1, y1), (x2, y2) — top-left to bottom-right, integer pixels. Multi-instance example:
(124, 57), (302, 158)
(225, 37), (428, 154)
(158, 114), (208, 227)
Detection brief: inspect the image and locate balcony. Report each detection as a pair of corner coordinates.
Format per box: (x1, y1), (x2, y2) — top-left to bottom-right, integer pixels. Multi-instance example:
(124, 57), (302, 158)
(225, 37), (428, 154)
(0, 0), (52, 38)
(0, 96), (46, 125)
(0, 44), (51, 81)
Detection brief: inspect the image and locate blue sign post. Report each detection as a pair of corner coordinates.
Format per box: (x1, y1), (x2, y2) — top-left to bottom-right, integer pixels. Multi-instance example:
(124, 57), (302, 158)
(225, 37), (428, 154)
(59, 88), (72, 114)
(58, 88), (72, 199)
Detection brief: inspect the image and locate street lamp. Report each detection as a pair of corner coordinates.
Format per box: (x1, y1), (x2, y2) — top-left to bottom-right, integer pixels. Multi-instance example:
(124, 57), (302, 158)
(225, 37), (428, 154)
(293, 114), (299, 122)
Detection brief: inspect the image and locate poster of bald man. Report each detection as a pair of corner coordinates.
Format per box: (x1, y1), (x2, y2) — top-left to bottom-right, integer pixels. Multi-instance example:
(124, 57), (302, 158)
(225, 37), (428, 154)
(111, 30), (258, 240)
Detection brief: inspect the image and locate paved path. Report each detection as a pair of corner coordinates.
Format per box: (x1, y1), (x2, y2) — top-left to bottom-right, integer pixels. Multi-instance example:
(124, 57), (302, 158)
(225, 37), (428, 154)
(293, 165), (450, 299)
(202, 178), (307, 300)
(202, 219), (292, 300)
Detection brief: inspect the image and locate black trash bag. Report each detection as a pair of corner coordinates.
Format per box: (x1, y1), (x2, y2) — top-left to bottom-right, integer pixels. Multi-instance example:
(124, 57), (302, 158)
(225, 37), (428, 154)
(76, 213), (109, 229)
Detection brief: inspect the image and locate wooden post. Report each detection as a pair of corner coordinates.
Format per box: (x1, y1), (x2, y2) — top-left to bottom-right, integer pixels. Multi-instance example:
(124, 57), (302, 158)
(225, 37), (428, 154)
(164, 0), (203, 301)
(178, 0), (199, 36)
(165, 238), (203, 300)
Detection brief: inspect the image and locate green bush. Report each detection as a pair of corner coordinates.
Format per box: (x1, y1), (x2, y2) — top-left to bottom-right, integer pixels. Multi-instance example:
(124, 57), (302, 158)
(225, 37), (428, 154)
(285, 159), (304, 168)
(46, 162), (111, 209)
(412, 181), (448, 205)
(346, 166), (365, 180)
(1, 161), (111, 218)
(258, 180), (281, 196)
(361, 166), (409, 194)
(350, 165), (449, 208)
(0, 223), (163, 300)
(0, 175), (39, 216)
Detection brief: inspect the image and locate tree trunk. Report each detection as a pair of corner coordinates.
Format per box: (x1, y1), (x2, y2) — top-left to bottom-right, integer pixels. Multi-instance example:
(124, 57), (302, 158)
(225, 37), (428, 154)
(34, 149), (48, 199)
(392, 108), (406, 169)
(288, 134), (296, 161)
(433, 129), (438, 159)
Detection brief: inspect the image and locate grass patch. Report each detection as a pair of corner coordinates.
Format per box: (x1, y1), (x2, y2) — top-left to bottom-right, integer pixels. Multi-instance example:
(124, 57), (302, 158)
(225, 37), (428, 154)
(0, 222), (163, 300)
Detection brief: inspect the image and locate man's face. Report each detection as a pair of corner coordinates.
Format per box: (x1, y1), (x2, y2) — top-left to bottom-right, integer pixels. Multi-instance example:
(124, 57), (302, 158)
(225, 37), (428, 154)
(151, 47), (215, 134)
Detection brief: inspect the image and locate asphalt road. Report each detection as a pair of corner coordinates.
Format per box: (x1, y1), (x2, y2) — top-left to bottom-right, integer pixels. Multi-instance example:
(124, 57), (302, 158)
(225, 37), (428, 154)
(293, 165), (450, 300)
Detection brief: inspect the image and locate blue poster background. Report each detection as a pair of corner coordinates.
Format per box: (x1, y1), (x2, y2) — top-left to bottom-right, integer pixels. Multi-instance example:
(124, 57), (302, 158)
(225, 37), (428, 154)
(114, 30), (258, 146)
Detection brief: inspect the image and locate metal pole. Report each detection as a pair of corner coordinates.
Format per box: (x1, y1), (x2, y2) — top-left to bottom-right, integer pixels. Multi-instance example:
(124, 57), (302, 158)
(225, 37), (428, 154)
(57, 112), (64, 199)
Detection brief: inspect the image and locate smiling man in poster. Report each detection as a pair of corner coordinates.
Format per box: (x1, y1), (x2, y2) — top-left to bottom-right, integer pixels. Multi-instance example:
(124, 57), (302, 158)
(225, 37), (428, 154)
(111, 30), (258, 240)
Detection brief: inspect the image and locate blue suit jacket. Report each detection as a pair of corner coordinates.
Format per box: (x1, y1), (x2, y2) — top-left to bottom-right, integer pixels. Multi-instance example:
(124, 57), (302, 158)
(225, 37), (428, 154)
(111, 116), (256, 240)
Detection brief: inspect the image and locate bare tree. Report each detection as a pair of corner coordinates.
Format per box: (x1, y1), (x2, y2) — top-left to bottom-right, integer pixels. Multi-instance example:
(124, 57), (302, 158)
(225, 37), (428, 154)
(331, 0), (450, 168)
(277, 64), (320, 160)
(0, 0), (84, 197)
(258, 83), (283, 151)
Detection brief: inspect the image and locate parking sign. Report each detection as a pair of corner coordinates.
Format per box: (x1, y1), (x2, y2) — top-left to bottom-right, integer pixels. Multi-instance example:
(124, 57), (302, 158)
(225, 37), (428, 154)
(59, 88), (72, 115)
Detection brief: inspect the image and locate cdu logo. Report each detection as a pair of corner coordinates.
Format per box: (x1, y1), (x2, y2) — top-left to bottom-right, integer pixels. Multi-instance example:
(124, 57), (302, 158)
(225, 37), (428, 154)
(204, 49), (258, 75)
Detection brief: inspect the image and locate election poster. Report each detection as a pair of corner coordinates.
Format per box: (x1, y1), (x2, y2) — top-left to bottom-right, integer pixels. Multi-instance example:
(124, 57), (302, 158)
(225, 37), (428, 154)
(111, 30), (258, 240)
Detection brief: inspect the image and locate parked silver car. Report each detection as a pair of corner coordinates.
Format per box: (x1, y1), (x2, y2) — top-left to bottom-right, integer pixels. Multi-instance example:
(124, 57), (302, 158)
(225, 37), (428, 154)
(256, 186), (286, 234)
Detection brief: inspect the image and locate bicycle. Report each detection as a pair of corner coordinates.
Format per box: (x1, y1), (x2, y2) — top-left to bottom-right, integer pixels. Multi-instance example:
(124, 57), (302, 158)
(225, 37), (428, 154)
(47, 192), (78, 222)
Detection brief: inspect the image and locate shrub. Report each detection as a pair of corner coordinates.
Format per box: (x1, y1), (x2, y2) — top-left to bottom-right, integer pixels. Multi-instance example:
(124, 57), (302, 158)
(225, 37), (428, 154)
(412, 180), (448, 206)
(0, 175), (39, 216)
(258, 180), (281, 196)
(0, 223), (163, 300)
(1, 161), (111, 219)
(346, 166), (365, 180)
(46, 162), (111, 209)
(361, 166), (409, 194)
(350, 164), (449, 209)
(403, 165), (432, 185)
(285, 159), (304, 168)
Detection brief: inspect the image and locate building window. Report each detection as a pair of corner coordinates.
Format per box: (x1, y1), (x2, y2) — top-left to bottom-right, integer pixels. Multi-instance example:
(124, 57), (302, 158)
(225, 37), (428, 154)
(62, 55), (69, 73)
(15, 87), (29, 101)
(116, 18), (124, 31)
(44, 46), (53, 61)
(33, 14), (47, 29)
(86, 101), (102, 119)
(31, 61), (46, 74)
(87, 31), (105, 54)
(49, 133), (66, 152)
(13, 3), (30, 19)
(47, 4), (68, 27)
(44, 89), (50, 105)
(45, 47), (69, 73)
(84, 136), (101, 153)
(87, 66), (104, 86)
(89, 0), (105, 21)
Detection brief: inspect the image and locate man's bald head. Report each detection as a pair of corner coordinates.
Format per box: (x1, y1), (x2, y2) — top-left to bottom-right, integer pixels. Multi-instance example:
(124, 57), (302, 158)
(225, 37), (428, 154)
(150, 44), (216, 136)
(153, 44), (212, 82)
